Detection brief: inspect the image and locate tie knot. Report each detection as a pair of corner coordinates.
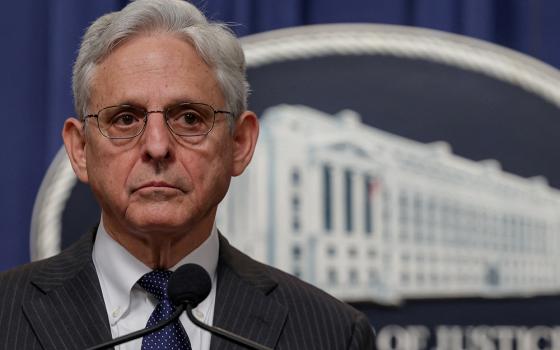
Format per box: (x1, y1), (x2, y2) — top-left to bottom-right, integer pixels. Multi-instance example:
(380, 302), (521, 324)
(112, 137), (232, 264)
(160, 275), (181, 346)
(138, 270), (172, 301)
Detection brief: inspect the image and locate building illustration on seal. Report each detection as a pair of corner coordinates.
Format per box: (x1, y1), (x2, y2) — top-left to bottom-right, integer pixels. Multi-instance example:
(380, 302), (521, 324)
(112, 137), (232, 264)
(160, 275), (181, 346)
(217, 104), (560, 303)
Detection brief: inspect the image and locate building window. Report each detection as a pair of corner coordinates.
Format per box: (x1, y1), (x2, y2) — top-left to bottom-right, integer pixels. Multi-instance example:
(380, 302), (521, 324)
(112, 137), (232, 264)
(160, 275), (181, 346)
(440, 200), (449, 243)
(368, 270), (378, 286)
(364, 175), (374, 235)
(345, 169), (354, 233)
(349, 269), (359, 284)
(399, 191), (408, 223)
(426, 197), (436, 242)
(399, 191), (409, 240)
(401, 272), (410, 284)
(292, 196), (300, 209)
(292, 218), (300, 232)
(328, 268), (338, 285)
(292, 195), (301, 232)
(292, 167), (300, 185)
(430, 273), (438, 284)
(382, 190), (391, 238)
(327, 246), (336, 257)
(323, 165), (333, 232)
(413, 194), (423, 242)
(292, 245), (301, 260)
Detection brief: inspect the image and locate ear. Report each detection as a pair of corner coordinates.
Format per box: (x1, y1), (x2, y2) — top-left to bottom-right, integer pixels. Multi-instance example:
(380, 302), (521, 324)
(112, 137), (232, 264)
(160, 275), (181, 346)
(231, 111), (259, 176)
(62, 117), (89, 183)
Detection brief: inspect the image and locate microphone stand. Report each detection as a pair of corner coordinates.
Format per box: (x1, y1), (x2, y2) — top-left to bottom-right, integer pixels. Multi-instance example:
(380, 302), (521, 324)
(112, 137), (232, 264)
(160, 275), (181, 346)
(84, 304), (186, 350)
(185, 303), (273, 350)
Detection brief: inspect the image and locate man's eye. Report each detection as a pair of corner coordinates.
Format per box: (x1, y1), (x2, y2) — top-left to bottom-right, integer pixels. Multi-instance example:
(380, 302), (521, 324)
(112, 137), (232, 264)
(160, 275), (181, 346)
(180, 112), (202, 125)
(112, 113), (139, 125)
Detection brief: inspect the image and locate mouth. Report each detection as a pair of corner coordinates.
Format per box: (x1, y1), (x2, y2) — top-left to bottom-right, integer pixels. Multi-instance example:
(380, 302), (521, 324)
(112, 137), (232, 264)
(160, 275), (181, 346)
(135, 181), (180, 192)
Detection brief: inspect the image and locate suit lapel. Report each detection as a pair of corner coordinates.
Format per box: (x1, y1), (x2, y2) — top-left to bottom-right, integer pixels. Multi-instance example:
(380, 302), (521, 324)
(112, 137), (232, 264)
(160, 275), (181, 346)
(22, 231), (287, 349)
(23, 232), (112, 350)
(211, 235), (288, 350)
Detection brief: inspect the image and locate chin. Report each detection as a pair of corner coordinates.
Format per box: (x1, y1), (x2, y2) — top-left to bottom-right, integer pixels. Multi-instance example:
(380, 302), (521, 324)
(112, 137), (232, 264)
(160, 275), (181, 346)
(126, 208), (191, 233)
(131, 219), (189, 236)
(123, 200), (215, 235)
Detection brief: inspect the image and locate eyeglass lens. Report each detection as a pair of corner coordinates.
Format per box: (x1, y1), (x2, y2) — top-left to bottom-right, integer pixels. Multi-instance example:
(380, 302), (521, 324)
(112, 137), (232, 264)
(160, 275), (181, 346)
(97, 103), (215, 138)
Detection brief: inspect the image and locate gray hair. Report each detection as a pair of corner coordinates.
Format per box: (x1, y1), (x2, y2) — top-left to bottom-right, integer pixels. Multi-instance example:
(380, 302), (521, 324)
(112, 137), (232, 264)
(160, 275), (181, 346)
(72, 0), (248, 124)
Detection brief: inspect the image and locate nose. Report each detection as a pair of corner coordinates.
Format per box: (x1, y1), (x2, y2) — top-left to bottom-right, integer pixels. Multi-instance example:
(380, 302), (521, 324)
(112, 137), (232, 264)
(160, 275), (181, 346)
(140, 111), (173, 163)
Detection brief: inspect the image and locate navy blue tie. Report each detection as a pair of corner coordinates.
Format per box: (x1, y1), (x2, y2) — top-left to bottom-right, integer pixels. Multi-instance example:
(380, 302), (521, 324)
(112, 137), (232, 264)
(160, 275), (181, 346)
(138, 270), (192, 350)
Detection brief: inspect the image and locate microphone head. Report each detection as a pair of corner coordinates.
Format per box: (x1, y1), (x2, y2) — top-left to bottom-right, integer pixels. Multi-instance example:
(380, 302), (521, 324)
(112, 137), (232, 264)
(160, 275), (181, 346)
(168, 263), (212, 308)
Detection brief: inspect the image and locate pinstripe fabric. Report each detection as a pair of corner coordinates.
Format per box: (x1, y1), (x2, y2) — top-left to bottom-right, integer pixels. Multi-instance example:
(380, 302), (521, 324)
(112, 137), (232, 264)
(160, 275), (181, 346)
(0, 230), (112, 350)
(211, 236), (375, 350)
(0, 230), (375, 349)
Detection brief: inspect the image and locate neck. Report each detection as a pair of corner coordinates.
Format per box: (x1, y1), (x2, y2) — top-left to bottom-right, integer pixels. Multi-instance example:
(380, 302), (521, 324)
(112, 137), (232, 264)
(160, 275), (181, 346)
(102, 214), (214, 269)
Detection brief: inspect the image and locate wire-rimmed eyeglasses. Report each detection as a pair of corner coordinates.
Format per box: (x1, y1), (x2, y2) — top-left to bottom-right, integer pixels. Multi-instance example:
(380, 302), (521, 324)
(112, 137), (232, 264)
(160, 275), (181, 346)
(83, 102), (233, 139)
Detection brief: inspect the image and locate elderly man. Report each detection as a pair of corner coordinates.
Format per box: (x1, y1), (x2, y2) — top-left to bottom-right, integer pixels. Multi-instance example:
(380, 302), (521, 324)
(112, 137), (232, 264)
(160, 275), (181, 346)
(0, 0), (374, 349)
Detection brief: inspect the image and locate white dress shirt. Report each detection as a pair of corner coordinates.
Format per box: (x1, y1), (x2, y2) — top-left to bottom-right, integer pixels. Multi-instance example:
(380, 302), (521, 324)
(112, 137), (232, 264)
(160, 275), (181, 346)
(92, 219), (219, 350)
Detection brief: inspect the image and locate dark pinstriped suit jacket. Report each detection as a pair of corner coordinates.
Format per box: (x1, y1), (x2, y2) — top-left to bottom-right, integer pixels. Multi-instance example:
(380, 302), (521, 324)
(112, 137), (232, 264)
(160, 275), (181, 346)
(0, 230), (375, 349)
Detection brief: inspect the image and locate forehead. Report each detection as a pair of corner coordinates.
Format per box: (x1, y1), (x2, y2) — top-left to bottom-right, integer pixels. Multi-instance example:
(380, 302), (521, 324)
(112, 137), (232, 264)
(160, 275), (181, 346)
(89, 33), (224, 110)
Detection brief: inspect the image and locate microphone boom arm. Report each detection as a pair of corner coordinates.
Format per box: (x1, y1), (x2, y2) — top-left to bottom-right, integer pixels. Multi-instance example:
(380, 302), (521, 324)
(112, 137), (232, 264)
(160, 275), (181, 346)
(185, 303), (273, 350)
(84, 304), (186, 350)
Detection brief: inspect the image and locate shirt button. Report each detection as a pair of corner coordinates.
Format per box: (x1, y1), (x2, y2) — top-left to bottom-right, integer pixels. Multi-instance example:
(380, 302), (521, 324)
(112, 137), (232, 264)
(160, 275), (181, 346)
(112, 307), (121, 318)
(194, 310), (204, 320)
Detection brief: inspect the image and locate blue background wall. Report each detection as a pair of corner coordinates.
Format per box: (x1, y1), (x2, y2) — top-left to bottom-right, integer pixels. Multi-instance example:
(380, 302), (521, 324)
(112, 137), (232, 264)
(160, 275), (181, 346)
(2, 0), (560, 271)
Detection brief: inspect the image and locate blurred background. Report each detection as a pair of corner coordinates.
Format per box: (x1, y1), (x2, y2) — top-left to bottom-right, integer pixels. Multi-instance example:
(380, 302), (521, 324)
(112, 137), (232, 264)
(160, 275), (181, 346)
(3, 0), (560, 271)
(5, 2), (560, 345)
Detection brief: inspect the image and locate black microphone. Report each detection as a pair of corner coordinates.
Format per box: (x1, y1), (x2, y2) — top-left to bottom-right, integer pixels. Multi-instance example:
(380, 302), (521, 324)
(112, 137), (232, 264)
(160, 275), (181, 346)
(84, 265), (206, 350)
(169, 264), (273, 350)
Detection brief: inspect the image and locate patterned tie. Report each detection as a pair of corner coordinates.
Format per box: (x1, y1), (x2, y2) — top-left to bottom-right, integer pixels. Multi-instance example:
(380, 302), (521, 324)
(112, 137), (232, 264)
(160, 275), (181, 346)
(138, 270), (192, 350)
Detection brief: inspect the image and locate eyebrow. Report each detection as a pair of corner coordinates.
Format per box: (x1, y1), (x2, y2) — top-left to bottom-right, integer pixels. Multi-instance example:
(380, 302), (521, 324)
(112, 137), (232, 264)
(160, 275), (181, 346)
(105, 97), (209, 109)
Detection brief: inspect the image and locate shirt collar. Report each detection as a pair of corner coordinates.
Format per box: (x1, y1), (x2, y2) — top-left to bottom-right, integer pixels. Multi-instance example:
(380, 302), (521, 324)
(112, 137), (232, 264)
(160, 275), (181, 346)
(92, 218), (219, 325)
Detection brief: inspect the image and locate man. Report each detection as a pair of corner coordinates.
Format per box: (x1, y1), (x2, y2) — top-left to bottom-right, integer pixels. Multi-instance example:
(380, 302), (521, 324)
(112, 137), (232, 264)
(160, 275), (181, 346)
(0, 0), (374, 349)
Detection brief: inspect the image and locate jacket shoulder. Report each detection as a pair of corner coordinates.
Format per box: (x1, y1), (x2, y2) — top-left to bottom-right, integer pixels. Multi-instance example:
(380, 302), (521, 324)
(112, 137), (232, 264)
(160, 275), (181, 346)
(260, 259), (366, 319)
(219, 239), (375, 348)
(220, 236), (365, 318)
(0, 258), (49, 293)
(0, 230), (95, 296)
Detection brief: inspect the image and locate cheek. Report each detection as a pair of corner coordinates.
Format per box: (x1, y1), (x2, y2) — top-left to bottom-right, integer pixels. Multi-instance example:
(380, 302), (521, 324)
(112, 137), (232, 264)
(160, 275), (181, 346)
(86, 142), (137, 203)
(183, 137), (233, 195)
(206, 136), (234, 176)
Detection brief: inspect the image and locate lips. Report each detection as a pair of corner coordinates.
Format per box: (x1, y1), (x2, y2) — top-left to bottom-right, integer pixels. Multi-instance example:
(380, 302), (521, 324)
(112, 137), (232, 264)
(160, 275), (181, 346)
(135, 181), (179, 192)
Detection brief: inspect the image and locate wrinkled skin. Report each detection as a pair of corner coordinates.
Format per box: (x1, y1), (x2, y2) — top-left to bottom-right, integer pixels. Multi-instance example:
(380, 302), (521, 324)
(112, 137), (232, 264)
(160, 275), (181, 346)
(63, 33), (258, 268)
